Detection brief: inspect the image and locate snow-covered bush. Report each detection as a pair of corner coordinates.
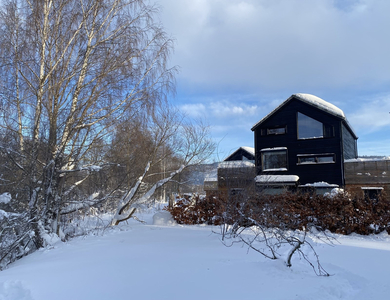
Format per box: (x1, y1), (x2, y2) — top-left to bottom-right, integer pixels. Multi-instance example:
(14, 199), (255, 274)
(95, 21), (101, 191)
(0, 211), (35, 270)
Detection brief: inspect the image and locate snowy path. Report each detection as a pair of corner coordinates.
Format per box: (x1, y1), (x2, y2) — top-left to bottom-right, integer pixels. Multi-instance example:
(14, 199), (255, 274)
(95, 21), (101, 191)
(1, 217), (390, 300)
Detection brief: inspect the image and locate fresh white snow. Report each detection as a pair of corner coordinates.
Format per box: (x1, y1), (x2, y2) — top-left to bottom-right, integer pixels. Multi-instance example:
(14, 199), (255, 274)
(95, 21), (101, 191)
(345, 157), (390, 162)
(223, 146), (255, 162)
(299, 181), (339, 188)
(260, 147), (288, 152)
(294, 93), (345, 118)
(1, 210), (390, 300)
(255, 175), (299, 183)
(0, 193), (11, 204)
(240, 146), (255, 156)
(218, 161), (255, 168)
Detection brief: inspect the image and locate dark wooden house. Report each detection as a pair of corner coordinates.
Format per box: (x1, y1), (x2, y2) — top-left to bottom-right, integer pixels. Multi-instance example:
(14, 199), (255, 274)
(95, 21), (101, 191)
(344, 158), (390, 199)
(204, 93), (390, 199)
(204, 147), (255, 196)
(223, 146), (255, 162)
(251, 93), (358, 188)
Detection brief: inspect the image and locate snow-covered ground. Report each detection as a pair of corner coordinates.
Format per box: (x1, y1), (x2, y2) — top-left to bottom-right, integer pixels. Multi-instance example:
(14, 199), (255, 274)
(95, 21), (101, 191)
(1, 210), (390, 300)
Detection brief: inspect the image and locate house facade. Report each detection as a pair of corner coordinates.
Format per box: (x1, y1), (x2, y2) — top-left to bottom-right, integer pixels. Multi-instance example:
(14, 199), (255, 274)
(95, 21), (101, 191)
(204, 93), (390, 198)
(204, 147), (255, 196)
(251, 93), (358, 188)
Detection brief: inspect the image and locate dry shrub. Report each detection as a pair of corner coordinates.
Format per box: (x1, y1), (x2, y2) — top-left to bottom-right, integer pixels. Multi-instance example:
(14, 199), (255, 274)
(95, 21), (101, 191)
(167, 191), (390, 235)
(165, 194), (225, 225)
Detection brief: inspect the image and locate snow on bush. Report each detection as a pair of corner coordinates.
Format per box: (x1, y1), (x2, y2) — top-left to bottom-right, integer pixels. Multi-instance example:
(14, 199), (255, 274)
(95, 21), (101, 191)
(153, 211), (176, 226)
(324, 187), (345, 198)
(0, 210), (9, 220)
(0, 193), (11, 204)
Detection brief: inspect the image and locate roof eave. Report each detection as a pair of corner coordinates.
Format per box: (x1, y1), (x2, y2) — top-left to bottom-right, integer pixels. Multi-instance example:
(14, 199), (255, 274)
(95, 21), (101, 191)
(223, 146), (255, 161)
(251, 94), (353, 132)
(251, 95), (295, 131)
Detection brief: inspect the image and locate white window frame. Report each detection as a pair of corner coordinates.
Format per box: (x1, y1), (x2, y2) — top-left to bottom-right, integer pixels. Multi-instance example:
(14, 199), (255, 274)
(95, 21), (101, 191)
(261, 147), (288, 171)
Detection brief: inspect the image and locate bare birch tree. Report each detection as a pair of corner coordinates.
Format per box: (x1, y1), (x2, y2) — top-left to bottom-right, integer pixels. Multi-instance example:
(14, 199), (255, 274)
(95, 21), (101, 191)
(0, 0), (175, 250)
(111, 107), (215, 225)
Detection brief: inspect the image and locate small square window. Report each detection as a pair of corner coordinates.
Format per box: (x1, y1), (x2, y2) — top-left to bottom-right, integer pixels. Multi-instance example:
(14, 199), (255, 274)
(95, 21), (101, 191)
(267, 127), (286, 135)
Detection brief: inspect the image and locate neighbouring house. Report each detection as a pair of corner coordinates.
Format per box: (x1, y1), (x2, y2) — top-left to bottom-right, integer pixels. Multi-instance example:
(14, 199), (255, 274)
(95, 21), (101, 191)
(223, 146), (255, 163)
(204, 147), (255, 196)
(344, 158), (390, 199)
(204, 93), (390, 199)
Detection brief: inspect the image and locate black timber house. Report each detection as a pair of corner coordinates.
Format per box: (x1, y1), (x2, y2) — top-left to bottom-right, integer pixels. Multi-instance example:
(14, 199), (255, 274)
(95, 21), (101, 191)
(251, 93), (358, 188)
(204, 93), (390, 198)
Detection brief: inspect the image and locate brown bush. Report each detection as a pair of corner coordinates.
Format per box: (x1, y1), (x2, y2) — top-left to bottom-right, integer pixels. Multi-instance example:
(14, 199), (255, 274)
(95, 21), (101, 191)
(166, 191), (390, 235)
(165, 194), (226, 225)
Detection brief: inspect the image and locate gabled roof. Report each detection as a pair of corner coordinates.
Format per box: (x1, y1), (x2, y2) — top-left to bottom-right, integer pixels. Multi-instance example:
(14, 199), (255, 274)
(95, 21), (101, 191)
(223, 146), (255, 162)
(251, 93), (358, 139)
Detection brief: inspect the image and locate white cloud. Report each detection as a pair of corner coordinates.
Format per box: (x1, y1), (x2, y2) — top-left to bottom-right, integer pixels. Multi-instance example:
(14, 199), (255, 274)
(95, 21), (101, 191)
(179, 97), (263, 119)
(179, 103), (206, 118)
(158, 0), (390, 157)
(348, 94), (390, 133)
(209, 102), (260, 118)
(159, 0), (390, 92)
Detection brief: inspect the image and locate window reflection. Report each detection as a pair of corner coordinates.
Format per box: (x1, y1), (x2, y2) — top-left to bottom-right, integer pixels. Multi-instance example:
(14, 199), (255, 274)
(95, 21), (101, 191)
(297, 112), (323, 139)
(261, 149), (287, 171)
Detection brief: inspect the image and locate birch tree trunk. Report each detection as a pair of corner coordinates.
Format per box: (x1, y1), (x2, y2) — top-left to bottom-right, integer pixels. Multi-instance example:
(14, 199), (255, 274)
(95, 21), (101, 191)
(0, 0), (176, 248)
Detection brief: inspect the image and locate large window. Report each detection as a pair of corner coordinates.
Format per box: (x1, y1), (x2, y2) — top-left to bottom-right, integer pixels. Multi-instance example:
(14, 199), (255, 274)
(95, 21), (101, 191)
(297, 112), (323, 139)
(297, 112), (334, 139)
(261, 148), (287, 171)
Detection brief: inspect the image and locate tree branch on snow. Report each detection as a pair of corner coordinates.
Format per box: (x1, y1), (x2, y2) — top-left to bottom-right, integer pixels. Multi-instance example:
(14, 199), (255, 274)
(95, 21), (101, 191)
(60, 195), (109, 215)
(218, 195), (331, 276)
(111, 162), (151, 225)
(112, 163), (185, 225)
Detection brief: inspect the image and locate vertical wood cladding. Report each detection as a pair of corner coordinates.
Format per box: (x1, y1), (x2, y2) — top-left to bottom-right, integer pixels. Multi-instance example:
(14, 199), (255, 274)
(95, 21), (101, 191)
(342, 123), (358, 160)
(252, 96), (357, 187)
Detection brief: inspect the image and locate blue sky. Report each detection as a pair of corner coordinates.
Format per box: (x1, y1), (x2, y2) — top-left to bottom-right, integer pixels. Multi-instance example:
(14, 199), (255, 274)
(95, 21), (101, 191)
(157, 0), (390, 161)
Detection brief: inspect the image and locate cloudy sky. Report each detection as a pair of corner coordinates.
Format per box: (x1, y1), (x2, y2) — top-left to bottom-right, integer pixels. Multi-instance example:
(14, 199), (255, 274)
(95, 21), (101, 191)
(157, 0), (390, 161)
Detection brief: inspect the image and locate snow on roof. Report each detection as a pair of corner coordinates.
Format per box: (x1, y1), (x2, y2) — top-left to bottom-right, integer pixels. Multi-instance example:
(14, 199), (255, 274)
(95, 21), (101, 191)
(294, 93), (345, 118)
(299, 182), (339, 188)
(251, 93), (352, 132)
(345, 157), (390, 163)
(223, 146), (255, 162)
(240, 146), (255, 156)
(261, 147), (287, 152)
(255, 175), (299, 183)
(218, 161), (255, 169)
